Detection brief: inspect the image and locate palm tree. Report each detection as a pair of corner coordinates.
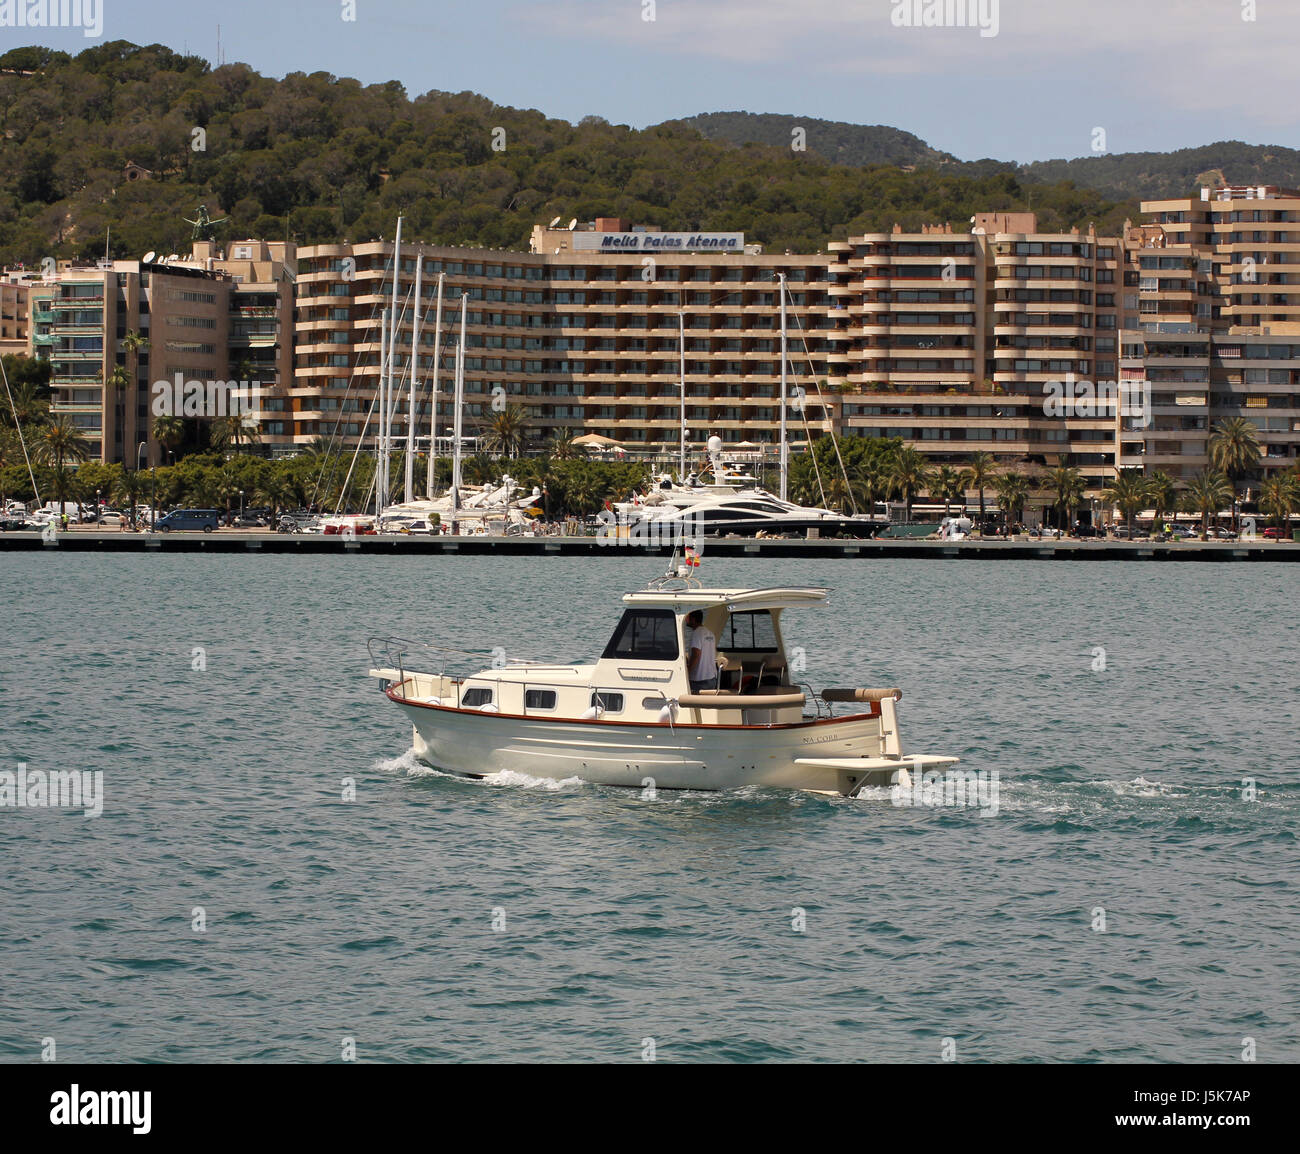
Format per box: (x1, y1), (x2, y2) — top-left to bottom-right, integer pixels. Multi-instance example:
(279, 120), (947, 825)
(480, 404), (531, 459)
(1101, 470), (1148, 538)
(1144, 470), (1178, 536)
(961, 451), (997, 529)
(824, 471), (869, 515)
(2, 378), (49, 427)
(153, 414), (184, 462)
(33, 417), (90, 512)
(258, 472), (294, 525)
(549, 431), (577, 460)
(886, 445), (930, 521)
(105, 364), (129, 449)
(929, 465), (965, 517)
(208, 414), (259, 455)
(121, 329), (148, 448)
(993, 471), (1029, 534)
(1044, 458), (1087, 533)
(1208, 417), (1262, 530)
(113, 467), (146, 525)
(1183, 469), (1233, 537)
(1259, 471), (1299, 537)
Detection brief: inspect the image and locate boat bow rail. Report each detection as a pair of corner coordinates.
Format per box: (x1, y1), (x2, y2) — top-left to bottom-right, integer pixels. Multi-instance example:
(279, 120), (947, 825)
(366, 635), (579, 689)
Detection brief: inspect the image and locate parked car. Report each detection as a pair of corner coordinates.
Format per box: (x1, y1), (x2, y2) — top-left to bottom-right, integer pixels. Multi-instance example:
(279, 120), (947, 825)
(1262, 526), (1284, 539)
(1211, 527), (1238, 541)
(155, 509), (220, 533)
(0, 513), (33, 531)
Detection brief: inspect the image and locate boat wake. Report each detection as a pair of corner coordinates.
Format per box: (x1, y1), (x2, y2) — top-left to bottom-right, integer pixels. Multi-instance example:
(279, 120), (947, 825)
(374, 749), (589, 791)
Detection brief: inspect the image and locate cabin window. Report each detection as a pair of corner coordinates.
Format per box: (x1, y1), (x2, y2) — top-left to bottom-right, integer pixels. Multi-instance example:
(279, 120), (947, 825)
(592, 691), (624, 713)
(461, 687), (493, 708)
(600, 609), (679, 661)
(720, 610), (778, 652)
(525, 689), (557, 710)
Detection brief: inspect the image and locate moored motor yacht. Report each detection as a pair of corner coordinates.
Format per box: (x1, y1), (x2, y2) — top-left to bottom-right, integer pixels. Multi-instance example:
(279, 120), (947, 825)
(368, 567), (956, 796)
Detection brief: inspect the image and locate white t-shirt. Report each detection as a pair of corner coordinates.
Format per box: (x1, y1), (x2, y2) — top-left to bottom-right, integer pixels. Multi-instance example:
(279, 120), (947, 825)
(689, 625), (717, 682)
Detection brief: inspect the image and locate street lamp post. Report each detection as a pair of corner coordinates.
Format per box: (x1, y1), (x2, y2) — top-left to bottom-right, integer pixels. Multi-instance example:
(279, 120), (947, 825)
(136, 442), (147, 529)
(239, 489), (245, 525)
(95, 488), (101, 523)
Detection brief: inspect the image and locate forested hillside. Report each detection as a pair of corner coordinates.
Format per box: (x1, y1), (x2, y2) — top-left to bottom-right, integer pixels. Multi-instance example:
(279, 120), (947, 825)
(0, 41), (1131, 264)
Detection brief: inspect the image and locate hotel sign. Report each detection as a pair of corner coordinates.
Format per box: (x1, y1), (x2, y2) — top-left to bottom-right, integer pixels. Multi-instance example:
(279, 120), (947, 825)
(573, 231), (744, 253)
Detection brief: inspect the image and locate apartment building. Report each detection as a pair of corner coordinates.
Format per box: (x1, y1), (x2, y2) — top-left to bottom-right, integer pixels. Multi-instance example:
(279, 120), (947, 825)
(1120, 185), (1300, 481)
(0, 278), (30, 355)
(830, 214), (1125, 489)
(294, 219), (839, 458)
(25, 239), (294, 465)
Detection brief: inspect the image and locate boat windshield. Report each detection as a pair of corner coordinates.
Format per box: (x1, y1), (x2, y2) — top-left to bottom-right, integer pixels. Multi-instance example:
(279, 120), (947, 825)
(719, 610), (779, 652)
(601, 608), (680, 661)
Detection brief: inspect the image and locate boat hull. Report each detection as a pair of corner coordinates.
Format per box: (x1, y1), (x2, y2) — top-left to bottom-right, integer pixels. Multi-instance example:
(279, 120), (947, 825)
(394, 698), (890, 793)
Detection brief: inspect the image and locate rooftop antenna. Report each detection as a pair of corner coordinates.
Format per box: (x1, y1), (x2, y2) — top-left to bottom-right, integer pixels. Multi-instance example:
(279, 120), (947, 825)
(217, 25), (222, 67)
(548, 216), (562, 228)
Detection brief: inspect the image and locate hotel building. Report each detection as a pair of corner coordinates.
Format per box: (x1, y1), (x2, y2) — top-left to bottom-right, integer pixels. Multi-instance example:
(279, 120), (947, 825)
(292, 219), (839, 462)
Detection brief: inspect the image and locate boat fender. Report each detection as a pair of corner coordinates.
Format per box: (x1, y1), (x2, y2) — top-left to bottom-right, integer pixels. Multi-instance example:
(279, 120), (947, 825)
(656, 701), (679, 724)
(580, 705), (604, 720)
(478, 703), (500, 713)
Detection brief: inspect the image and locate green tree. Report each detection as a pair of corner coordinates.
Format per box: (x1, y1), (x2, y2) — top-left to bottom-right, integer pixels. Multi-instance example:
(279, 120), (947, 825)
(886, 444), (930, 521)
(1102, 469), (1148, 538)
(993, 471), (1029, 533)
(1182, 469), (1233, 537)
(1259, 470), (1299, 537)
(1144, 470), (1178, 537)
(961, 450), (997, 528)
(32, 416), (90, 511)
(1208, 417), (1261, 530)
(929, 465), (965, 517)
(479, 403), (531, 458)
(1046, 458), (1086, 532)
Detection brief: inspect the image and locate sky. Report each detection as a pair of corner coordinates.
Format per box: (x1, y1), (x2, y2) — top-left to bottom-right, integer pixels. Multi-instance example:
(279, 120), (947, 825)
(9, 0), (1300, 163)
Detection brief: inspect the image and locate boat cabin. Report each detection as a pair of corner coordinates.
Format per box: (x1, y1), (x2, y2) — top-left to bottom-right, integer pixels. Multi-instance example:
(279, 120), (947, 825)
(446, 587), (829, 725)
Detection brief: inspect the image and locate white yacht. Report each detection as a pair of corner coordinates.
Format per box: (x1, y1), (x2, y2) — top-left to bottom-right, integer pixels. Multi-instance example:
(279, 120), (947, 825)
(368, 568), (956, 796)
(378, 475), (542, 533)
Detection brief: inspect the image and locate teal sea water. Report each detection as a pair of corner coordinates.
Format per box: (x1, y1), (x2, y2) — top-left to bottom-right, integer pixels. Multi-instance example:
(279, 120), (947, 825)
(0, 553), (1296, 1063)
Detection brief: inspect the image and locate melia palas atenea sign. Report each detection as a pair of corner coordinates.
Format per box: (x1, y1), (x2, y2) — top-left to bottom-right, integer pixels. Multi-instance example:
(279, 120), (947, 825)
(572, 232), (745, 252)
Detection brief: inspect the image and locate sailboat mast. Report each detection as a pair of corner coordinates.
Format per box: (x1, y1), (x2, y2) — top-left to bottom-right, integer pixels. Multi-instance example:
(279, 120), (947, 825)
(779, 272), (788, 501)
(426, 272), (444, 498)
(678, 310), (686, 481)
(376, 306), (388, 517)
(380, 216), (402, 511)
(451, 294), (468, 524)
(405, 249), (422, 504)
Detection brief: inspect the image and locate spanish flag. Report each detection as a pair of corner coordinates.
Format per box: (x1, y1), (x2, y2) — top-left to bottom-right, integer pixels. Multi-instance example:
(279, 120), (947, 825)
(684, 545), (701, 568)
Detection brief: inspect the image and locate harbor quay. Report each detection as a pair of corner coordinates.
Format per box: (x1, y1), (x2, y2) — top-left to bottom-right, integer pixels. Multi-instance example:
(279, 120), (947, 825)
(1, 529), (1295, 560)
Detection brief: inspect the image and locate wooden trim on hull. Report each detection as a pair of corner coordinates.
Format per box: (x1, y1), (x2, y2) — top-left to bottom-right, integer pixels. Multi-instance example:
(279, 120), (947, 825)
(385, 682), (881, 731)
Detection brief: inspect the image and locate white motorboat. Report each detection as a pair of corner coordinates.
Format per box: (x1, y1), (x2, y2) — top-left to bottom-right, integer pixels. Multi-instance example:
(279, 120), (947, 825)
(367, 567), (957, 796)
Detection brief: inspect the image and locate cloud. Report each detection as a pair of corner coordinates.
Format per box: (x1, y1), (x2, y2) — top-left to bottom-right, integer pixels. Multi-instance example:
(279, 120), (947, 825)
(512, 0), (1300, 122)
